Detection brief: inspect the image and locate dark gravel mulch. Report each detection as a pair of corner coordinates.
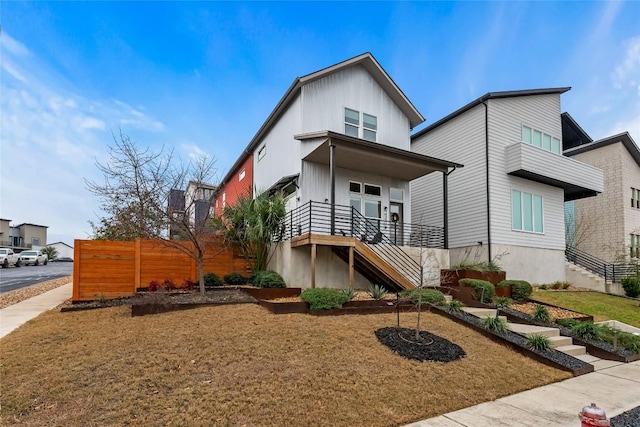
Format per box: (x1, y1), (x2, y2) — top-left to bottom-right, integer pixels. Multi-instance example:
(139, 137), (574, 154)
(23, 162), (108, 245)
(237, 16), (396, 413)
(502, 308), (638, 358)
(611, 405), (640, 427)
(375, 326), (466, 362)
(432, 306), (592, 372)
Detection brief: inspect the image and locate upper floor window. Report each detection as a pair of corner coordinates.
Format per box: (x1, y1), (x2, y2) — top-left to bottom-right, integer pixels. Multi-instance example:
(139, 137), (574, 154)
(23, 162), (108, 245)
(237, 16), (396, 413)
(512, 189), (543, 233)
(522, 125), (561, 155)
(239, 169), (246, 181)
(632, 188), (640, 209)
(258, 145), (266, 161)
(32, 237), (40, 246)
(344, 108), (377, 142)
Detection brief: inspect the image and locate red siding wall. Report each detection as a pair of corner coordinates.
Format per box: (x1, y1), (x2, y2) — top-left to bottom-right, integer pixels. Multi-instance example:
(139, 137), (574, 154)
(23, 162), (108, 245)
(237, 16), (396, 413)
(214, 154), (253, 216)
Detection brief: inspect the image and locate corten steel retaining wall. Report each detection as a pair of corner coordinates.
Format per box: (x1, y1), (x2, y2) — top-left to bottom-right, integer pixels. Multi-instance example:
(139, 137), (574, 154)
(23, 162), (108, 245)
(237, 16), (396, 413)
(73, 238), (250, 301)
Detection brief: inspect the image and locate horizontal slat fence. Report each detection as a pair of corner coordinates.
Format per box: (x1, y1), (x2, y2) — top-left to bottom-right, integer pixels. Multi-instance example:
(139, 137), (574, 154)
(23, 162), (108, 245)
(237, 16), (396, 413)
(73, 238), (250, 301)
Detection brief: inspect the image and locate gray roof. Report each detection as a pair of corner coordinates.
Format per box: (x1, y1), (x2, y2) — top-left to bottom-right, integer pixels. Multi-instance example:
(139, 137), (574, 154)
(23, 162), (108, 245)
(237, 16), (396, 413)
(412, 87), (571, 139)
(564, 132), (640, 166)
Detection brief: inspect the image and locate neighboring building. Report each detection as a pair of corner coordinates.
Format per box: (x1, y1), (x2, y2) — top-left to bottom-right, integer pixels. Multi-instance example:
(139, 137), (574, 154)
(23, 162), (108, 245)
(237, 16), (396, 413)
(168, 181), (216, 239)
(565, 131), (640, 263)
(48, 241), (74, 259)
(410, 88), (604, 284)
(218, 53), (460, 289)
(213, 154), (253, 216)
(0, 221), (48, 251)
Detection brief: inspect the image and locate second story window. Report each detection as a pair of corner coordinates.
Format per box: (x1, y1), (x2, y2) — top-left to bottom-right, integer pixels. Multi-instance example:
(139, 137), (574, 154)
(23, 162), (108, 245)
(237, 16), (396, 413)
(631, 234), (640, 258)
(239, 169), (246, 181)
(522, 125), (561, 155)
(632, 188), (640, 208)
(344, 108), (377, 142)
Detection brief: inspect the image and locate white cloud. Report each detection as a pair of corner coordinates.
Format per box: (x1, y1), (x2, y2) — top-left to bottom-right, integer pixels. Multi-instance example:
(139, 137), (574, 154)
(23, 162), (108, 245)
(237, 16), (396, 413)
(0, 32), (167, 244)
(180, 143), (207, 160)
(612, 36), (640, 89)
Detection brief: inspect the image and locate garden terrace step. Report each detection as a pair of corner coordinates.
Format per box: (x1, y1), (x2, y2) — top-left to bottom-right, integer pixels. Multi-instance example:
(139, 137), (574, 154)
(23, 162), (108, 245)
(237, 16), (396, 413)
(555, 344), (587, 356)
(548, 335), (573, 348)
(461, 307), (506, 322)
(574, 354), (623, 371)
(507, 323), (559, 338)
(443, 295), (453, 303)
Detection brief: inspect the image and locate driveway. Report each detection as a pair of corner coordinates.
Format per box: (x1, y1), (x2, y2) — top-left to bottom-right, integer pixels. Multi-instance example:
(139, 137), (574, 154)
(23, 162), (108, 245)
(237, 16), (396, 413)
(0, 263), (73, 293)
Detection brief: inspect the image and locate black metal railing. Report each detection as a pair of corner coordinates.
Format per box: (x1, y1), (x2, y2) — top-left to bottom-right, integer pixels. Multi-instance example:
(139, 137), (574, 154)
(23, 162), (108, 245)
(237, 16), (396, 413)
(283, 201), (436, 287)
(565, 246), (640, 283)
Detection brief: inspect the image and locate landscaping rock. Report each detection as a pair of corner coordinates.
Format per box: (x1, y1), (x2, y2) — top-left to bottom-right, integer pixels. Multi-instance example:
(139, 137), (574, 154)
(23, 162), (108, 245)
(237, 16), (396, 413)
(611, 405), (640, 427)
(375, 326), (466, 362)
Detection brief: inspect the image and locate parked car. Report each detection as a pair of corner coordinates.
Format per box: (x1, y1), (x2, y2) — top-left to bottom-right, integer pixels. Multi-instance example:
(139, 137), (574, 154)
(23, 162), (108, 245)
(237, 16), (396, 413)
(51, 257), (73, 262)
(0, 248), (21, 268)
(19, 250), (48, 266)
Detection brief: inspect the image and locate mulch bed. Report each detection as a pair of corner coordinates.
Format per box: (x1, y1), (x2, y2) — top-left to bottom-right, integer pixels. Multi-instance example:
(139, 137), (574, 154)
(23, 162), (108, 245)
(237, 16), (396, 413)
(611, 405), (640, 427)
(375, 327), (466, 362)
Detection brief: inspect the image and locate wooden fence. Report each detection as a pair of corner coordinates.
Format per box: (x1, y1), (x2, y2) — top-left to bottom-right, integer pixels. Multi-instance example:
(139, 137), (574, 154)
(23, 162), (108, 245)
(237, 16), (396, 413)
(72, 238), (250, 301)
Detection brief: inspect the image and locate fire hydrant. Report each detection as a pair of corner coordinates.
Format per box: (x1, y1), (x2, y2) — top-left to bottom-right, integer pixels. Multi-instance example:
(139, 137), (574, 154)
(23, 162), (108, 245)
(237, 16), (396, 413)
(579, 403), (610, 426)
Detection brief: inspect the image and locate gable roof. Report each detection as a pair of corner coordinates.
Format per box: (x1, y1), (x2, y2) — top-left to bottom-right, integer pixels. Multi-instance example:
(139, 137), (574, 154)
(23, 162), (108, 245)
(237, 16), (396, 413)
(564, 132), (640, 166)
(215, 53), (424, 195)
(561, 112), (593, 150)
(412, 87), (571, 139)
(48, 241), (74, 249)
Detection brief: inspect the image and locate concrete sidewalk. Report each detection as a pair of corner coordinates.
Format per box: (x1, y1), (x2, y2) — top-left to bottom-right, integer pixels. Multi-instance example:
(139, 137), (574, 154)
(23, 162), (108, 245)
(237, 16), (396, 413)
(404, 360), (640, 427)
(0, 283), (72, 339)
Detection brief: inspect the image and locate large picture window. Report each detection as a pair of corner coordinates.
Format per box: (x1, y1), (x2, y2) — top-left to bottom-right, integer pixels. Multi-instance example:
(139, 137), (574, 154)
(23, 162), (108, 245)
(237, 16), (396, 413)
(512, 189), (543, 233)
(522, 125), (561, 155)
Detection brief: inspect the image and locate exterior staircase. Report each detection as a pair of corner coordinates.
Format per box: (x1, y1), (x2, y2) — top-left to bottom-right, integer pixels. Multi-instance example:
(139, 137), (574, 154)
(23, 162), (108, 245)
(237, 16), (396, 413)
(461, 307), (623, 371)
(564, 261), (606, 293)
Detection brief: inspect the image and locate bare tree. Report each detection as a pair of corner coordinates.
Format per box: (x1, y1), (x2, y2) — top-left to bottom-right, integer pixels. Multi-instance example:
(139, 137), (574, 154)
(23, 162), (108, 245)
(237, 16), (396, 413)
(86, 130), (218, 295)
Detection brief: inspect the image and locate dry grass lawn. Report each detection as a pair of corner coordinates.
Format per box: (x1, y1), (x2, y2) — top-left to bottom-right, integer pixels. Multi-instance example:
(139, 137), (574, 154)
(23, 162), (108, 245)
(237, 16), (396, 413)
(0, 304), (570, 426)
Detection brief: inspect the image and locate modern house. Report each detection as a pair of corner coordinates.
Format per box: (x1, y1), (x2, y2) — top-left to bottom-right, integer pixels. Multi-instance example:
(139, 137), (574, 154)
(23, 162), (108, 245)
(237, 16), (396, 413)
(0, 220), (48, 251)
(168, 181), (216, 239)
(564, 131), (640, 263)
(215, 53), (461, 290)
(410, 88), (604, 284)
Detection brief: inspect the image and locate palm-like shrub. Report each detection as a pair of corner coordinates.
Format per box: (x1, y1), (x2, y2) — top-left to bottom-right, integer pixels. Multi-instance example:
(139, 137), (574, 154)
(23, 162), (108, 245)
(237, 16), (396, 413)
(481, 316), (509, 333)
(446, 299), (464, 313)
(527, 334), (552, 352)
(368, 284), (388, 300)
(533, 304), (552, 323)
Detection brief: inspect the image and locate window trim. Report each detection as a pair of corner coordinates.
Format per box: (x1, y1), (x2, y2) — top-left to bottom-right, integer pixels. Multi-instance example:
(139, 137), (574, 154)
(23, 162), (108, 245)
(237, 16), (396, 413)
(257, 145), (266, 161)
(632, 188), (640, 209)
(344, 107), (377, 142)
(511, 189), (544, 234)
(239, 169), (246, 181)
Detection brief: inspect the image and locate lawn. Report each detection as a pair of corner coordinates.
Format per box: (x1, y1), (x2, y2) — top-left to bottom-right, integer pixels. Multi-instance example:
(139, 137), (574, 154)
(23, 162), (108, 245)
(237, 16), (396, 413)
(532, 291), (640, 328)
(0, 304), (570, 426)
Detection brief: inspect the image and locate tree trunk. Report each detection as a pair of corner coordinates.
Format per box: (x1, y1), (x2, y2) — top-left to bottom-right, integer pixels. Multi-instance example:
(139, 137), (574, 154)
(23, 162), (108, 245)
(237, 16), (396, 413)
(415, 299), (422, 340)
(197, 258), (205, 295)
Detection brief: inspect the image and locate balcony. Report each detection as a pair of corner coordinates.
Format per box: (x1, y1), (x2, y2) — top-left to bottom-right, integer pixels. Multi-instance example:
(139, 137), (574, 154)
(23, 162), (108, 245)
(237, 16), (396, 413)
(505, 142), (603, 201)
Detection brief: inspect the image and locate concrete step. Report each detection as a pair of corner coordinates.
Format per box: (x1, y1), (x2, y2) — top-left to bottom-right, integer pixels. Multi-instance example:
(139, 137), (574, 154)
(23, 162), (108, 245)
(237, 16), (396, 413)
(574, 354), (601, 363)
(508, 323), (560, 338)
(443, 295), (453, 303)
(573, 353), (623, 371)
(462, 307), (498, 317)
(548, 335), (573, 348)
(555, 344), (587, 356)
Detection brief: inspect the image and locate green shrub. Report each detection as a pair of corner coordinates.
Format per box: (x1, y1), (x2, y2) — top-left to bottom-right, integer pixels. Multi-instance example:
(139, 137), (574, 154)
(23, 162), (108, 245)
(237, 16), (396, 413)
(509, 280), (533, 301)
(533, 304), (552, 323)
(450, 261), (502, 272)
(617, 331), (640, 353)
(571, 321), (605, 341)
(556, 318), (579, 328)
(495, 297), (512, 309)
(204, 273), (223, 287)
(621, 277), (640, 298)
(459, 279), (495, 303)
(539, 284), (548, 290)
(223, 272), (248, 286)
(446, 299), (464, 313)
(252, 270), (286, 288)
(300, 288), (350, 310)
(368, 284), (388, 300)
(481, 316), (509, 333)
(404, 288), (446, 305)
(526, 334), (552, 352)
(341, 288), (356, 300)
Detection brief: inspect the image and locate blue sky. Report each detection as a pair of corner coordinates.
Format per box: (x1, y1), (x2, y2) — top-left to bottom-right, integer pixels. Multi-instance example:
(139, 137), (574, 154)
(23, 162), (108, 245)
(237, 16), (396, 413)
(1, 1), (639, 246)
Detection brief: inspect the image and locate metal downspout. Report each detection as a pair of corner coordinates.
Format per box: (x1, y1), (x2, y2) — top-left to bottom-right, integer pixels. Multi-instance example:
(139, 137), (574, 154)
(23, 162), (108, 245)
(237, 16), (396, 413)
(483, 101), (492, 263)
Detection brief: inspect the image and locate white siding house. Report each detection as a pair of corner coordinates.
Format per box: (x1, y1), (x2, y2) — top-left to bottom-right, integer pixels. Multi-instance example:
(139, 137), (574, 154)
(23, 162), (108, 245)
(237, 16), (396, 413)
(411, 89), (604, 284)
(219, 53), (461, 289)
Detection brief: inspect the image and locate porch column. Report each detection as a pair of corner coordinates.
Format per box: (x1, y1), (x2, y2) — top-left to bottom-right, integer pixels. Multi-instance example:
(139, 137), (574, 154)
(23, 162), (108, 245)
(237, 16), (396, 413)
(443, 171), (449, 249)
(330, 142), (336, 235)
(349, 246), (354, 289)
(310, 243), (317, 289)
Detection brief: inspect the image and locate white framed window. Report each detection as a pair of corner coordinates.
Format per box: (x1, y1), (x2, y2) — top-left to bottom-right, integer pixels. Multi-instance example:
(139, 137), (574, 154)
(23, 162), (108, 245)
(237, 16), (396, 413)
(258, 145), (266, 161)
(363, 183), (382, 220)
(31, 237), (40, 246)
(521, 125), (561, 155)
(512, 189), (543, 233)
(349, 181), (362, 213)
(239, 169), (246, 181)
(222, 192), (226, 208)
(390, 187), (403, 202)
(344, 108), (377, 142)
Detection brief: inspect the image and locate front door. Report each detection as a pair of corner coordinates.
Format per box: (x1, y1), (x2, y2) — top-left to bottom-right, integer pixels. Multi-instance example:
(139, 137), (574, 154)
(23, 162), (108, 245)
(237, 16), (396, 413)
(389, 202), (403, 245)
